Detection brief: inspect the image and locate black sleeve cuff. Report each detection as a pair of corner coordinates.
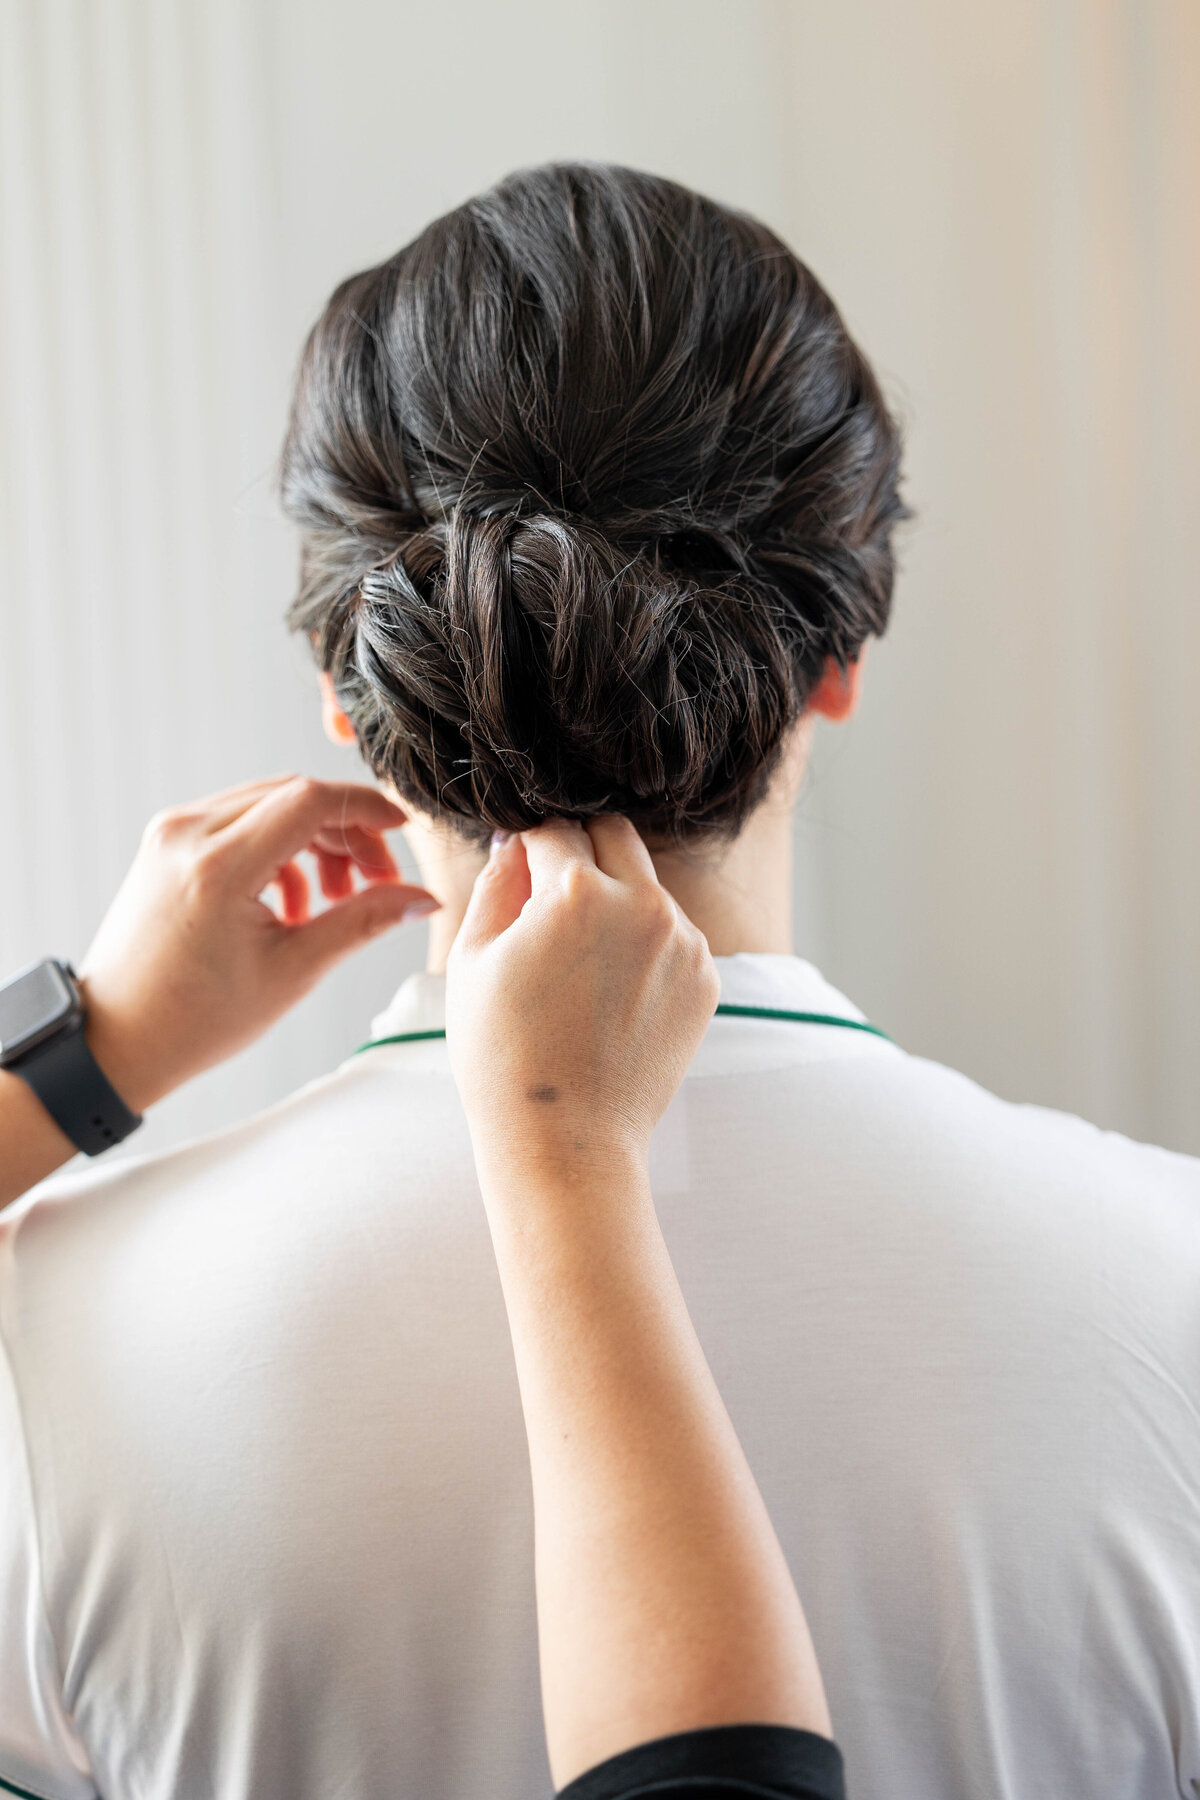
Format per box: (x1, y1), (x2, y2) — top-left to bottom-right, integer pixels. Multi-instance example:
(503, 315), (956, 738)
(557, 1723), (846, 1800)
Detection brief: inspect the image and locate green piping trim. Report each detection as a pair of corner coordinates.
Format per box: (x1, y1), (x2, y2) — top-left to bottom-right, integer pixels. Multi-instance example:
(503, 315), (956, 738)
(0, 1772), (61, 1800)
(710, 1004), (891, 1041)
(353, 1004), (891, 1057)
(351, 1030), (444, 1054)
(353, 1027), (447, 1050)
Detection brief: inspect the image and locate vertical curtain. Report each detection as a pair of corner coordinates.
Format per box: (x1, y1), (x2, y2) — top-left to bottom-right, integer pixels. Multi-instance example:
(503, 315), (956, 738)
(0, 0), (402, 1154)
(2, 0), (1197, 1156)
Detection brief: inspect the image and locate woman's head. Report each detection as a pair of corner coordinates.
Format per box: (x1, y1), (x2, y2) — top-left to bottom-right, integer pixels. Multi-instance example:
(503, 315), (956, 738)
(282, 163), (906, 848)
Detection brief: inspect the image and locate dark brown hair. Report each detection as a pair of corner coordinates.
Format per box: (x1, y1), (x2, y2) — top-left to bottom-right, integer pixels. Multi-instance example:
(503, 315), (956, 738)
(282, 163), (906, 844)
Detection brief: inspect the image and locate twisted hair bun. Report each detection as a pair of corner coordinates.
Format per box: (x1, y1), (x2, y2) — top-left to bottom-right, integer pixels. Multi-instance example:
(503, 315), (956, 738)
(283, 164), (907, 844)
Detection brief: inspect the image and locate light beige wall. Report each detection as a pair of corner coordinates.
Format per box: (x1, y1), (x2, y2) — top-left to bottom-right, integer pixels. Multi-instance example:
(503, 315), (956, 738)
(775, 0), (1200, 1150)
(2, 0), (1197, 1154)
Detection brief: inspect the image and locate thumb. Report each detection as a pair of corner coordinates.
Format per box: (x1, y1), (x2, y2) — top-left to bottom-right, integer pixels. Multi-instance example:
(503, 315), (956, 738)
(281, 881), (440, 979)
(456, 833), (531, 953)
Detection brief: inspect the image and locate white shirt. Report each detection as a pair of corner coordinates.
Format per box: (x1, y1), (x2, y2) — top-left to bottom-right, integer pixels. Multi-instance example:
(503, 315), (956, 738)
(1, 954), (1198, 1800)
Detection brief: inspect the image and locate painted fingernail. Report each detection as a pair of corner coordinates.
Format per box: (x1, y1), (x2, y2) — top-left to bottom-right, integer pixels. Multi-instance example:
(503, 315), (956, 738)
(489, 829), (512, 855)
(402, 896), (441, 921)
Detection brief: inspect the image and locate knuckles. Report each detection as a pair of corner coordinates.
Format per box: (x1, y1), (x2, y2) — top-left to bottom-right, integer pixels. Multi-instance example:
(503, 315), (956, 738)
(559, 862), (605, 912)
(625, 885), (677, 952)
(267, 773), (323, 821)
(186, 846), (233, 896)
(641, 887), (678, 936)
(142, 806), (193, 848)
(555, 866), (686, 964)
(284, 774), (322, 805)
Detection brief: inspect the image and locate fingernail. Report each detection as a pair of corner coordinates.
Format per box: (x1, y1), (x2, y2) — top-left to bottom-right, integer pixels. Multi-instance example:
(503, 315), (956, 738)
(489, 829), (511, 856)
(402, 896), (441, 921)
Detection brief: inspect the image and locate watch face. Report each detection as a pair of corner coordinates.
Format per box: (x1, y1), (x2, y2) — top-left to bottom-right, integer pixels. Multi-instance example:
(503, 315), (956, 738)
(0, 959), (78, 1060)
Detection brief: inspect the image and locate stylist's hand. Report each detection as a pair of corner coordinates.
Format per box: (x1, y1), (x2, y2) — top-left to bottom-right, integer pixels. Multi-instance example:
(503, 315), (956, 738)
(78, 776), (438, 1112)
(446, 817), (718, 1178)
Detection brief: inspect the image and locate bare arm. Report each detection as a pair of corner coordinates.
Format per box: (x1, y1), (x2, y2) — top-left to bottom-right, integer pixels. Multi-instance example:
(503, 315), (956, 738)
(0, 1068), (80, 1203)
(447, 819), (831, 1791)
(0, 776), (437, 1210)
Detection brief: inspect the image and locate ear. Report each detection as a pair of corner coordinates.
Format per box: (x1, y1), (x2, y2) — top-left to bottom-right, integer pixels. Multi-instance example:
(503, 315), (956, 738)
(806, 651), (867, 723)
(319, 670), (357, 746)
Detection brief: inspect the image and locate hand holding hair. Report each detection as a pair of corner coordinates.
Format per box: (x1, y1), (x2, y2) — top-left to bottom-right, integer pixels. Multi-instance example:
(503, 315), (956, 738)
(446, 819), (838, 1796)
(0, 775), (438, 1208)
(447, 814), (718, 1182)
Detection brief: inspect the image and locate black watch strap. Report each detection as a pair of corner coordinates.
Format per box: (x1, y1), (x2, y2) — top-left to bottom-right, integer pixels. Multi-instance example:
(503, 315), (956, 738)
(15, 1021), (143, 1156)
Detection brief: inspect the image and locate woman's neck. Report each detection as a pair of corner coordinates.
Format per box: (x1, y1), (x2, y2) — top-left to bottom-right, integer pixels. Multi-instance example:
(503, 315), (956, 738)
(410, 787), (797, 974)
(647, 798), (796, 960)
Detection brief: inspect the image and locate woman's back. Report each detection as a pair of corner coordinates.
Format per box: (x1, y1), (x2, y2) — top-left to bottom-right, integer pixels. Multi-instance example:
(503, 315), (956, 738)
(3, 950), (1198, 1800)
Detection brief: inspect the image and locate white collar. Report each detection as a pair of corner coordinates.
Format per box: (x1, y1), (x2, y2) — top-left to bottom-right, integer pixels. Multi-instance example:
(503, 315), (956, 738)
(368, 952), (872, 1044)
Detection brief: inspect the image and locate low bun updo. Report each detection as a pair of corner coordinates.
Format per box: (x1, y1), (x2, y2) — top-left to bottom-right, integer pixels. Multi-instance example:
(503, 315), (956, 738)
(282, 163), (907, 844)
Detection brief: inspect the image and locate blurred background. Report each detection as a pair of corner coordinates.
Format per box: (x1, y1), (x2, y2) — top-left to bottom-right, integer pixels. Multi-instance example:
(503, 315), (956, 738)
(2, 0), (1197, 1158)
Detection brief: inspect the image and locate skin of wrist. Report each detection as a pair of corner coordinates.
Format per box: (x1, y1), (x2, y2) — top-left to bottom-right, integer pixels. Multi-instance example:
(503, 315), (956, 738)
(80, 992), (170, 1116)
(471, 1130), (653, 1218)
(474, 1123), (651, 1195)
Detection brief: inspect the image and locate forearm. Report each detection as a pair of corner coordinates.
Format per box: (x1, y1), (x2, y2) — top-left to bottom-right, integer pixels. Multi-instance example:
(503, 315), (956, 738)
(0, 1005), (159, 1213)
(477, 1147), (831, 1789)
(0, 1070), (76, 1208)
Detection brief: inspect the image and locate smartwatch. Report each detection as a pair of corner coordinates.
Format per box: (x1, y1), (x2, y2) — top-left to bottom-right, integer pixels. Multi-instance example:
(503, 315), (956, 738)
(0, 958), (143, 1156)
